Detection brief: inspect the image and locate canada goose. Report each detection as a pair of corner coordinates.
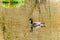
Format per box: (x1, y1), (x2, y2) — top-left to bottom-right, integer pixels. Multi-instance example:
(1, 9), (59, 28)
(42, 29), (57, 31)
(29, 18), (45, 32)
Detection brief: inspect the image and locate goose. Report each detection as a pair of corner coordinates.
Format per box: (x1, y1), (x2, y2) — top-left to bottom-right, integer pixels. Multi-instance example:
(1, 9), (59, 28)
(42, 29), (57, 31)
(29, 18), (45, 32)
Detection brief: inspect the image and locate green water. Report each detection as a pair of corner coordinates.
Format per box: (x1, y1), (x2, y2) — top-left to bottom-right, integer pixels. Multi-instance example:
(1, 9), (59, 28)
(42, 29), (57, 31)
(2, 0), (26, 8)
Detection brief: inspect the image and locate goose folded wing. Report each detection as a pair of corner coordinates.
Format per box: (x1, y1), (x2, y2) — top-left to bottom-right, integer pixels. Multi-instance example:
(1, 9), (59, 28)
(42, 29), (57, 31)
(33, 22), (40, 27)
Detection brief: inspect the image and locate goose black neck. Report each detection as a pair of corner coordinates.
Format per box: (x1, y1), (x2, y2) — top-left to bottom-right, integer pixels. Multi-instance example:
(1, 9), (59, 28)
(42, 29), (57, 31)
(31, 20), (33, 24)
(29, 18), (33, 24)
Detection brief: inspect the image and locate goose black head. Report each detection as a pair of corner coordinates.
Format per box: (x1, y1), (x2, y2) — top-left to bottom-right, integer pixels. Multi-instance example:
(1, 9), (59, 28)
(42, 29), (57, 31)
(29, 18), (33, 24)
(29, 18), (33, 20)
